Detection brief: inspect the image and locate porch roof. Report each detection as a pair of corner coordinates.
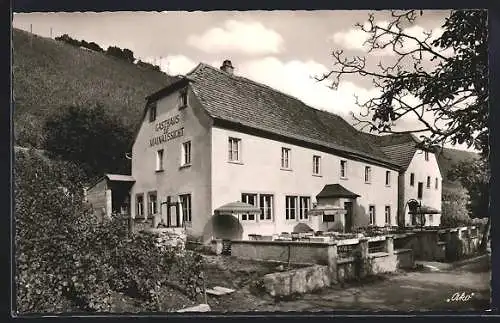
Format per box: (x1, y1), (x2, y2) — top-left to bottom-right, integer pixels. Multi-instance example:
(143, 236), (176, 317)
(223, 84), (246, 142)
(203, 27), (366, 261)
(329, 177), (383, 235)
(105, 174), (135, 182)
(316, 184), (360, 199)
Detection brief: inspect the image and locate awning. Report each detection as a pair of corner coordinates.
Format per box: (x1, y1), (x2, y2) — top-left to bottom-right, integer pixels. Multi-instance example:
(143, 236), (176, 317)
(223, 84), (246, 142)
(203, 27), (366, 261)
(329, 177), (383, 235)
(409, 205), (441, 215)
(214, 201), (261, 215)
(316, 184), (360, 199)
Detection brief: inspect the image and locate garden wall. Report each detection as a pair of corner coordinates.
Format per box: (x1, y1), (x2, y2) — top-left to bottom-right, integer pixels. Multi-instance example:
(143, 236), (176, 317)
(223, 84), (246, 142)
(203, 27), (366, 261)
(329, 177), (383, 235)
(230, 240), (335, 266)
(393, 226), (483, 262)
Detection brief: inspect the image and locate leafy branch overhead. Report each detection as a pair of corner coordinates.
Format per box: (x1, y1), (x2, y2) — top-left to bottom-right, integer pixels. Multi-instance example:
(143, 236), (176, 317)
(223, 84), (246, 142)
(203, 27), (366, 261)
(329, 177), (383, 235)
(318, 10), (488, 155)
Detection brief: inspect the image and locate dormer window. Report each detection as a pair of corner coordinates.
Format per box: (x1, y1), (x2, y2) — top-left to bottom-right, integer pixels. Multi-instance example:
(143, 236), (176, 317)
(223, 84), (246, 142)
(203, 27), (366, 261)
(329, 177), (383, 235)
(148, 101), (157, 122)
(178, 89), (188, 109)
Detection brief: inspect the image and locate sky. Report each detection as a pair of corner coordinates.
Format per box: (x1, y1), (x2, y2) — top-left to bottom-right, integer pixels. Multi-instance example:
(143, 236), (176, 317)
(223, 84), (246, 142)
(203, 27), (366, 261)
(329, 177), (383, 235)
(12, 10), (478, 152)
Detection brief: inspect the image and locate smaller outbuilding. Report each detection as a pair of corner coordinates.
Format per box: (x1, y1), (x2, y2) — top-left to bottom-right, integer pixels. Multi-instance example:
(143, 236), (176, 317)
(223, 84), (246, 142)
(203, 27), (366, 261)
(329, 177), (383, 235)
(84, 174), (135, 219)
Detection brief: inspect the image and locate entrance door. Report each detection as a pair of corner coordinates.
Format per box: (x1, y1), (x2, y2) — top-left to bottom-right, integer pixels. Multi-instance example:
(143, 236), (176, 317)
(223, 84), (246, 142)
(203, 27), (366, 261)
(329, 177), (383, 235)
(344, 201), (353, 232)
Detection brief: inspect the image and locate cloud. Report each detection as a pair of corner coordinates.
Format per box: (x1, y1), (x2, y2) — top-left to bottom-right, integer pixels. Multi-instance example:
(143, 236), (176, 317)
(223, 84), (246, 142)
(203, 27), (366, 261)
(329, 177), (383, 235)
(144, 55), (200, 76)
(331, 21), (397, 55)
(237, 57), (379, 117)
(331, 22), (454, 58)
(331, 27), (369, 51)
(186, 20), (284, 55)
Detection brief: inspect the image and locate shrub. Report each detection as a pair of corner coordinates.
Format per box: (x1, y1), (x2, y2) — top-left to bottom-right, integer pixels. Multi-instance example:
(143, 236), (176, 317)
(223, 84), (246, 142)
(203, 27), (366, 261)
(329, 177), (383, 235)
(15, 150), (204, 314)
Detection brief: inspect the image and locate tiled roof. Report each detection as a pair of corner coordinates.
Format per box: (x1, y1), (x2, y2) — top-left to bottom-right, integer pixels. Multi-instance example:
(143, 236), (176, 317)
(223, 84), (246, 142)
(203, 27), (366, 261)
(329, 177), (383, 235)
(316, 184), (361, 199)
(187, 63), (399, 168)
(363, 133), (418, 170)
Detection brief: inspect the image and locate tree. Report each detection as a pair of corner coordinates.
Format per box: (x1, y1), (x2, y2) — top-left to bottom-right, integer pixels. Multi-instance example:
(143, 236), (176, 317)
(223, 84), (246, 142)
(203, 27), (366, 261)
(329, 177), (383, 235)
(441, 188), (472, 227)
(43, 103), (133, 182)
(319, 10), (488, 156)
(448, 158), (490, 249)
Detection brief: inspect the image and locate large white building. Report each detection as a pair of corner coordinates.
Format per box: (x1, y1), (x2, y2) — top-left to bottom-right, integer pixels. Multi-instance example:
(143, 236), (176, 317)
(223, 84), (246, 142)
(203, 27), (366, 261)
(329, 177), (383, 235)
(126, 60), (442, 242)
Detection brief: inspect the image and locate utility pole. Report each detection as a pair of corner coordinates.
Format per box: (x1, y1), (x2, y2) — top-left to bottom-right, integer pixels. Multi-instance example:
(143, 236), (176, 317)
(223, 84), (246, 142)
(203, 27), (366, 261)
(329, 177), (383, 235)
(50, 27), (53, 38)
(30, 24), (33, 48)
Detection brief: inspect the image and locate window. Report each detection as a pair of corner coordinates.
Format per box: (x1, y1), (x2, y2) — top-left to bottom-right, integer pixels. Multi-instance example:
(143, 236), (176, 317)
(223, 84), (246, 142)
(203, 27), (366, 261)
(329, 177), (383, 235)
(340, 160), (347, 178)
(148, 102), (157, 122)
(429, 214), (433, 224)
(281, 147), (291, 169)
(182, 141), (191, 165)
(425, 151), (429, 161)
(426, 176), (431, 188)
(364, 166), (371, 183)
(313, 155), (321, 175)
(299, 196), (311, 220)
(417, 182), (424, 199)
(136, 194), (144, 218)
(285, 196), (297, 220)
(178, 89), (188, 109)
(385, 171), (391, 186)
(241, 193), (257, 221)
(435, 178), (439, 190)
(180, 194), (192, 222)
(156, 149), (164, 171)
(369, 205), (376, 225)
(228, 137), (241, 162)
(259, 194), (273, 221)
(385, 206), (391, 225)
(148, 192), (158, 216)
(410, 173), (415, 186)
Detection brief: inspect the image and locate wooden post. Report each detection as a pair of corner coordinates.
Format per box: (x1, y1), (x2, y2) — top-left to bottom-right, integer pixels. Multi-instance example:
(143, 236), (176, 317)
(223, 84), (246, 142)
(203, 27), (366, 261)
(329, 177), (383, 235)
(166, 196), (171, 227)
(105, 189), (112, 219)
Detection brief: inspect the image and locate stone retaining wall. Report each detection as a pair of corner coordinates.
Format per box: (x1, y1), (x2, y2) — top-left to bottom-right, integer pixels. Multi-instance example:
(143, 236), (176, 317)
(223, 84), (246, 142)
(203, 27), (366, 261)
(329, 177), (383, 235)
(262, 265), (334, 297)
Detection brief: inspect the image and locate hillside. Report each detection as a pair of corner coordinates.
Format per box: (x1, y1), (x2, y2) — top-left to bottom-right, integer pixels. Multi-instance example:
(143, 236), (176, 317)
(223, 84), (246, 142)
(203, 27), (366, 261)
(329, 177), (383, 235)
(438, 148), (479, 190)
(12, 28), (177, 147)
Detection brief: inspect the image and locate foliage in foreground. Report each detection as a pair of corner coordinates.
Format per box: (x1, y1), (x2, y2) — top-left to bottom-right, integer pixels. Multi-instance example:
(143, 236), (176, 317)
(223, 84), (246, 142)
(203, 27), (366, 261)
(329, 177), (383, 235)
(322, 10), (488, 155)
(15, 149), (204, 314)
(441, 188), (472, 228)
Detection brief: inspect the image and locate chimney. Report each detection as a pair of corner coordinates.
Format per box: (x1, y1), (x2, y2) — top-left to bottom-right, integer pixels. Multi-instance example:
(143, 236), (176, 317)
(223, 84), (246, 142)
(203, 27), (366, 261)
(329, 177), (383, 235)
(220, 59), (234, 75)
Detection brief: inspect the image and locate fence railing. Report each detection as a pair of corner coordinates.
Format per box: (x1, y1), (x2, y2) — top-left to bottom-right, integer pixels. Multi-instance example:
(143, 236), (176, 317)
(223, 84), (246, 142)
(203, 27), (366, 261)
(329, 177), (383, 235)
(337, 243), (357, 259)
(368, 240), (386, 253)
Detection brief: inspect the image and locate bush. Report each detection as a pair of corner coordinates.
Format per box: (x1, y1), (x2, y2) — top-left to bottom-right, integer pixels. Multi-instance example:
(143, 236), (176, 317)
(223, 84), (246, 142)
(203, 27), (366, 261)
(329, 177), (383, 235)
(15, 150), (204, 314)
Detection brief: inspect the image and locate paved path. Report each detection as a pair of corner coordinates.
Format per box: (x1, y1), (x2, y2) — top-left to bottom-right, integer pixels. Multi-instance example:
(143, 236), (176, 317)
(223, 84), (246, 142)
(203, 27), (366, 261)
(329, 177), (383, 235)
(209, 255), (490, 312)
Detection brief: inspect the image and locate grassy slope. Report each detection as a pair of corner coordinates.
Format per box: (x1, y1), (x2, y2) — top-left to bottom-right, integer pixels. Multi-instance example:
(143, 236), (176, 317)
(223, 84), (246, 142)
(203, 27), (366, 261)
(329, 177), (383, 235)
(13, 28), (176, 146)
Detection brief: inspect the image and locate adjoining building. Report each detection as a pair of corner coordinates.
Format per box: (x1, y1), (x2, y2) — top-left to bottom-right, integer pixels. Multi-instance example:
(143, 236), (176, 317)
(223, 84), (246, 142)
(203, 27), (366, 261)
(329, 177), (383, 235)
(85, 174), (135, 219)
(123, 59), (442, 242)
(367, 134), (442, 227)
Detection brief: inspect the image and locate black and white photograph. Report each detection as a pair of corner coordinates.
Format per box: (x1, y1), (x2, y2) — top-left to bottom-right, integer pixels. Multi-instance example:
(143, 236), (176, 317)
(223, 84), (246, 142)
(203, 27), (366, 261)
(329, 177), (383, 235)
(12, 8), (490, 314)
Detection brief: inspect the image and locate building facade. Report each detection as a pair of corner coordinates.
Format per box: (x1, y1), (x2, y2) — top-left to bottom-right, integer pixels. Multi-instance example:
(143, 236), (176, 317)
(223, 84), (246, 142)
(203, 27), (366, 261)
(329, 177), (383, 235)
(128, 60), (442, 241)
(372, 134), (443, 227)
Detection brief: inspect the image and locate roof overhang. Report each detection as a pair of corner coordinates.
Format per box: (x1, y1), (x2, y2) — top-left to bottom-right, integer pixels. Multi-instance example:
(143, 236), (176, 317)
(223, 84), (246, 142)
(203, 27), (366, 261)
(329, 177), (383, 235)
(316, 184), (361, 199)
(86, 173), (135, 191)
(145, 76), (193, 103)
